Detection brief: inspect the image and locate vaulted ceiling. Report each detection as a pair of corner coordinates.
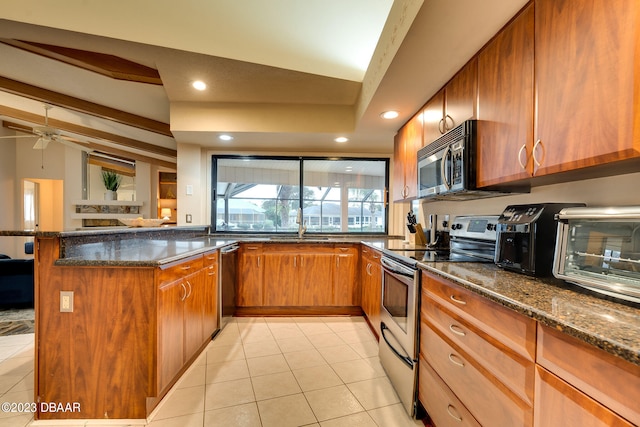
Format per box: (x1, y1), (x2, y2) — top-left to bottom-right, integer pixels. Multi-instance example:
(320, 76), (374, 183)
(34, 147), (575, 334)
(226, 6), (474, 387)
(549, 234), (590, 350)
(0, 0), (528, 169)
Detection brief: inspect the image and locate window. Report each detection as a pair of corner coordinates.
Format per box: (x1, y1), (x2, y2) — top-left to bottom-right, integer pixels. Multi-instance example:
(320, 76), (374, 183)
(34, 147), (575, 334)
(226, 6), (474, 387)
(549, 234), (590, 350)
(212, 156), (388, 234)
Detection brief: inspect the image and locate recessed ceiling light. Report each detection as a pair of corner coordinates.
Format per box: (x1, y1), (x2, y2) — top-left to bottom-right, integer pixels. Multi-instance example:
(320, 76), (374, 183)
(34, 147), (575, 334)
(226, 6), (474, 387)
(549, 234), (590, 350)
(219, 134), (234, 141)
(335, 137), (349, 143)
(380, 110), (399, 119)
(192, 80), (207, 91)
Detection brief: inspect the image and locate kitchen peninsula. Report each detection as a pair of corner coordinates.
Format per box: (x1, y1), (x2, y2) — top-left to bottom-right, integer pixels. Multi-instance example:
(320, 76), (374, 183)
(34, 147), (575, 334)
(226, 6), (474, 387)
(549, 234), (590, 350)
(25, 227), (640, 424)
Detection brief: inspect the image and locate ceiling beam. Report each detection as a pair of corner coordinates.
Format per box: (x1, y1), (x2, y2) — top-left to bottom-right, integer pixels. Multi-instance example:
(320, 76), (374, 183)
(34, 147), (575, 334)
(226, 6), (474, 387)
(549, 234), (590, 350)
(0, 75), (173, 136)
(2, 120), (176, 169)
(0, 39), (163, 85)
(0, 107), (176, 158)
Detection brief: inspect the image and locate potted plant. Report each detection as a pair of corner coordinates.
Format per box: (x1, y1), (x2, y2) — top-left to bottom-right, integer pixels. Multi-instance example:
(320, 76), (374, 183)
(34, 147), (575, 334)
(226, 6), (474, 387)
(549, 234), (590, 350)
(102, 170), (122, 201)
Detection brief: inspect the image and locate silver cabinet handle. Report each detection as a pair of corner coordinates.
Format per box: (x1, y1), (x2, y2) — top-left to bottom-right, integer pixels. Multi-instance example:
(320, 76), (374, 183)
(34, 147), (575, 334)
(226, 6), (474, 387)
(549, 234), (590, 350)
(181, 265), (191, 270)
(186, 281), (192, 299)
(180, 283), (187, 301)
(450, 294), (467, 305)
(447, 404), (463, 422)
(517, 144), (527, 170)
(208, 266), (216, 276)
(449, 324), (466, 336)
(294, 256), (297, 268)
(438, 117), (445, 134)
(366, 263), (372, 276)
(444, 114), (454, 131)
(448, 353), (465, 367)
(257, 256), (261, 268)
(533, 139), (542, 166)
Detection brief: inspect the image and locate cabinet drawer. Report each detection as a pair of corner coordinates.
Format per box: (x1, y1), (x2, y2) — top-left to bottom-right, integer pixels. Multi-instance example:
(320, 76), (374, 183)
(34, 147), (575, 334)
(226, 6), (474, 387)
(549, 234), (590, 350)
(419, 356), (481, 427)
(534, 366), (635, 427)
(537, 324), (640, 425)
(202, 250), (218, 267)
(158, 255), (204, 285)
(422, 325), (533, 427)
(422, 271), (536, 361)
(422, 296), (534, 406)
(361, 245), (381, 261)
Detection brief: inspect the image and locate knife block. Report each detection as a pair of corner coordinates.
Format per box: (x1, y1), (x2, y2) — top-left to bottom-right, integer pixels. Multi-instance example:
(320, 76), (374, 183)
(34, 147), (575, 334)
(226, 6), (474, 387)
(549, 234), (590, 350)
(414, 224), (428, 246)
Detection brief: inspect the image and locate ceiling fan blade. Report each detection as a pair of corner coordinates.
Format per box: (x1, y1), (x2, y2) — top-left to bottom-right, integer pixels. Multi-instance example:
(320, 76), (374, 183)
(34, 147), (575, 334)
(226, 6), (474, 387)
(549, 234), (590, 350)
(55, 137), (93, 152)
(0, 135), (37, 139)
(58, 134), (90, 144)
(6, 125), (36, 135)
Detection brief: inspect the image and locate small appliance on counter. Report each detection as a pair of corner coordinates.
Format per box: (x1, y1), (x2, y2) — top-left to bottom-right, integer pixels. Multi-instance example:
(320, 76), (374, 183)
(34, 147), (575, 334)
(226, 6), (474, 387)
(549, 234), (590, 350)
(495, 203), (585, 276)
(553, 206), (640, 304)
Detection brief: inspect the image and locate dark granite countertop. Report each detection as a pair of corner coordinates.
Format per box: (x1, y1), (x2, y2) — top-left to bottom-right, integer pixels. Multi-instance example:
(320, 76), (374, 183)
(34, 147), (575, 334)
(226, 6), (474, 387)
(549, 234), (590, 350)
(418, 261), (640, 367)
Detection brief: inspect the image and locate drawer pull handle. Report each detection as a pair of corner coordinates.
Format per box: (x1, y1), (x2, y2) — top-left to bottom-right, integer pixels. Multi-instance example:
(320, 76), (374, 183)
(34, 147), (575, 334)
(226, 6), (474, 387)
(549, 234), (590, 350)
(449, 324), (466, 336)
(181, 265), (191, 270)
(450, 295), (466, 305)
(448, 353), (465, 367)
(447, 404), (463, 422)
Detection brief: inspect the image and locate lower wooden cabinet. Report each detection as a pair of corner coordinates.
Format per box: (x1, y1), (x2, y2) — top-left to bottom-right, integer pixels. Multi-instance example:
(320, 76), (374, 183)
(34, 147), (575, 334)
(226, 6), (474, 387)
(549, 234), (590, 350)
(202, 251), (219, 341)
(334, 245), (360, 306)
(534, 366), (634, 427)
(361, 246), (381, 338)
(156, 278), (186, 393)
(238, 244), (264, 306)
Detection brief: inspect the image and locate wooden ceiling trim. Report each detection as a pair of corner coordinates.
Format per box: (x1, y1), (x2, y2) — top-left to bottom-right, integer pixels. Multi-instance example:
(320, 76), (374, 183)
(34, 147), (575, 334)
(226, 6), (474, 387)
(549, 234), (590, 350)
(0, 39), (163, 85)
(0, 75), (173, 137)
(1, 120), (176, 169)
(0, 110), (176, 158)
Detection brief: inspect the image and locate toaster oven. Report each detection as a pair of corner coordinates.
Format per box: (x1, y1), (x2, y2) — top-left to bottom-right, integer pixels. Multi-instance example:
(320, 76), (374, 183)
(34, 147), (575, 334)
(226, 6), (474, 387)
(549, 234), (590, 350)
(553, 206), (640, 303)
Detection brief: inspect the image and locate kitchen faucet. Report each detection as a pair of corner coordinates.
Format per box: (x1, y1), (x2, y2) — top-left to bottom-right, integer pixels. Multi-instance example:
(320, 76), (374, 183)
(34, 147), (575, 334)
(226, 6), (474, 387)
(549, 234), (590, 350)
(296, 208), (307, 238)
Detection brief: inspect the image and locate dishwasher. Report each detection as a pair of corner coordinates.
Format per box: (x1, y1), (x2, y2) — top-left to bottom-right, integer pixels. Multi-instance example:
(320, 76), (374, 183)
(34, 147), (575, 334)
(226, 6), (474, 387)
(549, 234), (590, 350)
(219, 243), (239, 329)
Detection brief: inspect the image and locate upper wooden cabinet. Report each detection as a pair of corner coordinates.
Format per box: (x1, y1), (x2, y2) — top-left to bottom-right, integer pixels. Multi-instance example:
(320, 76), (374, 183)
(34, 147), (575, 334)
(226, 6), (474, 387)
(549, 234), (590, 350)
(424, 59), (478, 145)
(393, 110), (422, 201)
(477, 4), (535, 188)
(534, 0), (640, 176)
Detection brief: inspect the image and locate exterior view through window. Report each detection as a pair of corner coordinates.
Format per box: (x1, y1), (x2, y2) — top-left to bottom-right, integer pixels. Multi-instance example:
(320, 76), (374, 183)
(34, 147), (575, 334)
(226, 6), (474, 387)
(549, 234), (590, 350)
(212, 156), (388, 234)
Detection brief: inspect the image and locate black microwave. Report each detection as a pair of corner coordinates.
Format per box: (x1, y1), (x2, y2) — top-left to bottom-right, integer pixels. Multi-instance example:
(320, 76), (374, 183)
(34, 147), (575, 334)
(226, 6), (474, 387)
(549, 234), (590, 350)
(417, 120), (479, 200)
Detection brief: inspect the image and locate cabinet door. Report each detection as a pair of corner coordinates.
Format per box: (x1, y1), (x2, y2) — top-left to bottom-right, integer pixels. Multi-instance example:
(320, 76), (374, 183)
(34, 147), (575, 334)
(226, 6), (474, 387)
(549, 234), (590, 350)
(477, 4), (534, 187)
(298, 254), (334, 306)
(534, 0), (640, 176)
(392, 131), (407, 202)
(157, 279), (184, 393)
(238, 246), (263, 306)
(333, 248), (359, 306)
(183, 272), (204, 362)
(202, 263), (218, 340)
(263, 253), (298, 306)
(393, 110), (423, 201)
(424, 89), (445, 145)
(445, 57), (478, 130)
(362, 257), (381, 338)
(534, 366), (634, 427)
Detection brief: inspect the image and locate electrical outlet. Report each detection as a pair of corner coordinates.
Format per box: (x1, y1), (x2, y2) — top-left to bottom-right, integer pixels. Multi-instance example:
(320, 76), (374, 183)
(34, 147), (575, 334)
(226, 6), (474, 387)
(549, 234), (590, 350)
(186, 214), (192, 223)
(186, 185), (193, 195)
(60, 291), (74, 312)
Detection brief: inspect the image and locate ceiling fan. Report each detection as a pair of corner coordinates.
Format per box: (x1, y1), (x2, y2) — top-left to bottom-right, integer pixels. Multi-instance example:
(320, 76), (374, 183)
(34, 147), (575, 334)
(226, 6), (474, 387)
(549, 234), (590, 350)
(0, 104), (91, 151)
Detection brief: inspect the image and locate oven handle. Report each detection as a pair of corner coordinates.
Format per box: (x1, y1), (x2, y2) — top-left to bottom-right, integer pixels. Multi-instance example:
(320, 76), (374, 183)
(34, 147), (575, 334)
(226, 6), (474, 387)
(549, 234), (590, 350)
(381, 256), (415, 278)
(380, 322), (415, 369)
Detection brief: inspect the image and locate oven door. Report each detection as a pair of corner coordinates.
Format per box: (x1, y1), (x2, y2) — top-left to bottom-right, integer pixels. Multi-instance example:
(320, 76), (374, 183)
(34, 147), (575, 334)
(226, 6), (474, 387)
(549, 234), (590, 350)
(379, 255), (419, 417)
(418, 146), (450, 198)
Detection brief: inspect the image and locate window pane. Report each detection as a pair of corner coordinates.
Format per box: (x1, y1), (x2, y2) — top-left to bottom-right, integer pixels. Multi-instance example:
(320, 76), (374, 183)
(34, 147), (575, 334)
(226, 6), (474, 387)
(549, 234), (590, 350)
(215, 159), (300, 232)
(303, 159), (386, 233)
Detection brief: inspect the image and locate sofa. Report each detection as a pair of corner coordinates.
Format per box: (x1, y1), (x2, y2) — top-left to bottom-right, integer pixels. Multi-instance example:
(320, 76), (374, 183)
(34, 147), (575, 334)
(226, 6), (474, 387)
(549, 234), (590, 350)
(0, 248), (35, 308)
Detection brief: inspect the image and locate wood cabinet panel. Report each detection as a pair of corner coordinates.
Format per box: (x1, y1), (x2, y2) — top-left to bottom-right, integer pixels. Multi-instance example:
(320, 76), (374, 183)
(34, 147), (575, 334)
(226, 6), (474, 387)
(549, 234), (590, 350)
(422, 325), (533, 427)
(477, 4), (534, 187)
(158, 254), (204, 285)
(202, 262), (218, 340)
(422, 294), (534, 406)
(334, 245), (359, 306)
(534, 0), (640, 176)
(534, 366), (634, 427)
(361, 246), (382, 338)
(423, 89), (445, 145)
(238, 244), (263, 306)
(298, 253), (334, 306)
(156, 279), (185, 395)
(393, 110), (422, 201)
(419, 356), (482, 427)
(183, 271), (204, 362)
(263, 253), (298, 306)
(422, 271), (536, 361)
(536, 324), (640, 425)
(445, 57), (478, 131)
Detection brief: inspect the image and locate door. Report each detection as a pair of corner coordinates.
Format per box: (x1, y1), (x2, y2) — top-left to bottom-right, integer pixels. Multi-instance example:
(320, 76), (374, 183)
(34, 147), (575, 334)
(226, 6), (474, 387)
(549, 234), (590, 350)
(157, 279), (184, 392)
(238, 245), (263, 306)
(263, 253), (298, 306)
(477, 4), (534, 187)
(333, 247), (359, 306)
(183, 271), (204, 362)
(298, 254), (334, 306)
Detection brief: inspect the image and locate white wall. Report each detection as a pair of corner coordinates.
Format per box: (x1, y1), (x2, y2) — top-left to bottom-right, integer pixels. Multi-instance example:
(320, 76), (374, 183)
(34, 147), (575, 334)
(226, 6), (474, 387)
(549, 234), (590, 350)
(177, 143), (207, 225)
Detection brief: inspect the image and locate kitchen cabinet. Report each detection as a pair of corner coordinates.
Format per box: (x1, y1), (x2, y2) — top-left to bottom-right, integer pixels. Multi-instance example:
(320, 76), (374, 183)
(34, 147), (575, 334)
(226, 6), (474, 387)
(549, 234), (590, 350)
(156, 278), (185, 394)
(298, 253), (334, 306)
(360, 245), (382, 339)
(393, 110), (422, 201)
(533, 0), (640, 177)
(237, 244), (264, 306)
(202, 251), (218, 340)
(477, 4), (534, 188)
(419, 271), (536, 427)
(423, 58), (478, 145)
(536, 324), (640, 425)
(333, 245), (360, 306)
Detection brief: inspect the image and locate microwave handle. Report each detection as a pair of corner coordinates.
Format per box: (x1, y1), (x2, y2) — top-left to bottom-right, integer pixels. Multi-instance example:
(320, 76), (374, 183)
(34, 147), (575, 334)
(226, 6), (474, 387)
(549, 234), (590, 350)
(441, 145), (451, 190)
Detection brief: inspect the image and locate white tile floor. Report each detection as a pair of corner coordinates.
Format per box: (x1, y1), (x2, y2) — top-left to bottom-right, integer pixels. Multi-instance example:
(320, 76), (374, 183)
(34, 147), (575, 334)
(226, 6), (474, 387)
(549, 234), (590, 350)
(0, 316), (424, 427)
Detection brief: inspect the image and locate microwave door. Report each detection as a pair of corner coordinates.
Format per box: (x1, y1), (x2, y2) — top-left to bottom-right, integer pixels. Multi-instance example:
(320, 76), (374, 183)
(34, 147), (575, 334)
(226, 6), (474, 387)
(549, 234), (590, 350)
(419, 149), (447, 197)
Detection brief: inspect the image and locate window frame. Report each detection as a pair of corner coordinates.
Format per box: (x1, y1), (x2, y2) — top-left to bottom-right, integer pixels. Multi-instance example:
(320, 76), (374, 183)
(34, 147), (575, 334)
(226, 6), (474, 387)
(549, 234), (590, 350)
(211, 154), (390, 235)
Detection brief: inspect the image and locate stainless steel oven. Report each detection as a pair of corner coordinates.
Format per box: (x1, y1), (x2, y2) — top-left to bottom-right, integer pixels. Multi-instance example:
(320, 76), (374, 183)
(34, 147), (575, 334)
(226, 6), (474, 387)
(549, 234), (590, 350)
(379, 254), (420, 417)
